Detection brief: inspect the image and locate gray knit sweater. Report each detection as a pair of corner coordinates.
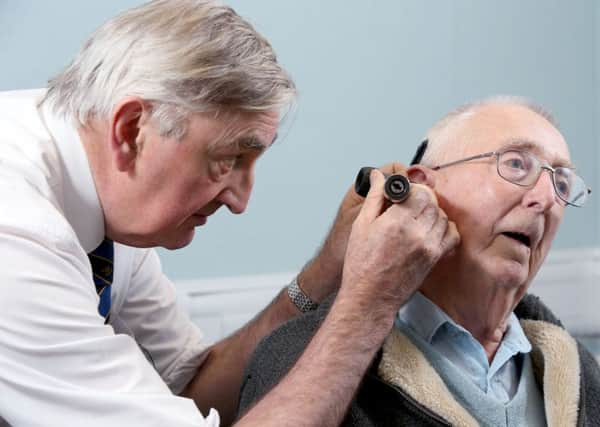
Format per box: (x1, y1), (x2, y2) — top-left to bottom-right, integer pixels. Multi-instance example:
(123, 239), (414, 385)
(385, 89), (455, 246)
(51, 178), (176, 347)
(238, 294), (600, 426)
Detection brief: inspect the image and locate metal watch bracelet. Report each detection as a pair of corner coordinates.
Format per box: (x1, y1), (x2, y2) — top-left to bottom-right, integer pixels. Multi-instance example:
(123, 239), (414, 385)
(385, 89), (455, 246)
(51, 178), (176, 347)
(287, 276), (319, 313)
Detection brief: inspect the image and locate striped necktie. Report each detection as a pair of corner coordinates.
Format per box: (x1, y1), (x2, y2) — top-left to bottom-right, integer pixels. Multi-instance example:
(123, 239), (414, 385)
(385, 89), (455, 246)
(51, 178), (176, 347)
(88, 238), (114, 320)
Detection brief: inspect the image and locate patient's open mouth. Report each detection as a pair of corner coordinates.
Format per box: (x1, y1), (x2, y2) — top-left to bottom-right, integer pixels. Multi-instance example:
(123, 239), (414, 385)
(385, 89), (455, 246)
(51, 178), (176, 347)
(502, 232), (531, 248)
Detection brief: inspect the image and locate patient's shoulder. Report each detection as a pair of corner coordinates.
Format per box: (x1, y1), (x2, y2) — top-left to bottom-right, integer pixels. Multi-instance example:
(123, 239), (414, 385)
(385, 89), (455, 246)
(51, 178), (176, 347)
(238, 294), (336, 415)
(514, 293), (564, 327)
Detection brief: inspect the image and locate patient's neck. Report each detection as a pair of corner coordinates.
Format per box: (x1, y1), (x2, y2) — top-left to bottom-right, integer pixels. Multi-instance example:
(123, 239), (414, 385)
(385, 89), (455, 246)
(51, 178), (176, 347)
(419, 260), (527, 363)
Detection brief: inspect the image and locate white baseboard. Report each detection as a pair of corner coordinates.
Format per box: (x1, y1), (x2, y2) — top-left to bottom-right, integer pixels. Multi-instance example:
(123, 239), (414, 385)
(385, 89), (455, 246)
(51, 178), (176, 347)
(175, 247), (600, 343)
(175, 272), (294, 344)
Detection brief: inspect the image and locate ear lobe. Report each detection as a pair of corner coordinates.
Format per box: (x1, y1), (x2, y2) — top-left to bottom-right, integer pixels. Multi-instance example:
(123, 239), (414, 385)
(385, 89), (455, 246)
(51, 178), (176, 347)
(407, 165), (436, 189)
(110, 97), (146, 171)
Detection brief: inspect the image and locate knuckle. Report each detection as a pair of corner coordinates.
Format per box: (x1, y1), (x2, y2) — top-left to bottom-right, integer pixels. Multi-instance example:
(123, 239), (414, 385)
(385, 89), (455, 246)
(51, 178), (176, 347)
(419, 243), (437, 262)
(438, 209), (448, 222)
(410, 185), (428, 201)
(411, 186), (437, 207)
(379, 161), (407, 175)
(407, 226), (428, 248)
(426, 205), (439, 219)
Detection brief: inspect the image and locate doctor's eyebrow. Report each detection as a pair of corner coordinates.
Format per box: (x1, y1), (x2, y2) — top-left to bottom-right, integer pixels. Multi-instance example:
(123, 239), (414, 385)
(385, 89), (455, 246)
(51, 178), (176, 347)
(238, 132), (279, 151)
(237, 135), (268, 152)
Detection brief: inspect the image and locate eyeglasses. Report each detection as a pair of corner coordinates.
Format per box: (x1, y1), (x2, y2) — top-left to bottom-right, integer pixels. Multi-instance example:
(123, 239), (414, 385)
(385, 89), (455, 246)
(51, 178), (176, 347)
(431, 149), (592, 207)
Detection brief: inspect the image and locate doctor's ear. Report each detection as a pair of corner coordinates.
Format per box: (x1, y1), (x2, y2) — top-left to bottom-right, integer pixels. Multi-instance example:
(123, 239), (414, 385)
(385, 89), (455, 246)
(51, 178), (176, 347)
(407, 165), (436, 189)
(109, 97), (149, 171)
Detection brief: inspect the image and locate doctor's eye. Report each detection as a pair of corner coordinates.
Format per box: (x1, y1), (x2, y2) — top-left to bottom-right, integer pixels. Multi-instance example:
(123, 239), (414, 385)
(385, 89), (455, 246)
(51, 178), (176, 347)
(220, 157), (237, 172)
(209, 155), (244, 181)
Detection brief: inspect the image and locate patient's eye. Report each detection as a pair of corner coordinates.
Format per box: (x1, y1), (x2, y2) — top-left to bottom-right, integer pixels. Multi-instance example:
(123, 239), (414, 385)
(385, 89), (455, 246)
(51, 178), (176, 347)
(507, 158), (524, 169)
(554, 168), (572, 198)
(502, 152), (527, 170)
(499, 150), (534, 182)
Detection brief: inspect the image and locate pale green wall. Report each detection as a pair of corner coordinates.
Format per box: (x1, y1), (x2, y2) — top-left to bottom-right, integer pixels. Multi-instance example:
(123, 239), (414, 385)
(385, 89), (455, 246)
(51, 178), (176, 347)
(1, 1), (597, 279)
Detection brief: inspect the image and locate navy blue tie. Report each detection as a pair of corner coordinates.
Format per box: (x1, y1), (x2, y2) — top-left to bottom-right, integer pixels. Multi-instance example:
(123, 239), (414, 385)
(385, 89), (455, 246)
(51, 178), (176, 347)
(88, 239), (114, 320)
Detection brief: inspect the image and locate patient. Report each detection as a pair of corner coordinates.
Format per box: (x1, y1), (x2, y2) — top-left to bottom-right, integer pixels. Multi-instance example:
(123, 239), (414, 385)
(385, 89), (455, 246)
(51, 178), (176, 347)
(237, 97), (600, 426)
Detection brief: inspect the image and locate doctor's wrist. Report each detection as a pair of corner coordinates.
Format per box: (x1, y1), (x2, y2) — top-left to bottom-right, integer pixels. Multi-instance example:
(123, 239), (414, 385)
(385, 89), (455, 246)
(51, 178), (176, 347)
(287, 276), (319, 313)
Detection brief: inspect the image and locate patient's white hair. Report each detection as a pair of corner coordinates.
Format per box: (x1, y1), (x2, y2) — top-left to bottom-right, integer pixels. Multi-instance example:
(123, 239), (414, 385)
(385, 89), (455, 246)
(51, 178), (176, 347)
(42, 0), (296, 138)
(420, 96), (558, 166)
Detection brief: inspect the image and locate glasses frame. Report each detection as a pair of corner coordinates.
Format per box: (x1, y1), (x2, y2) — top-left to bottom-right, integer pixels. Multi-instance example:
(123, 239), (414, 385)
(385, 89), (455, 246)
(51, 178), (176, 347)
(431, 149), (592, 208)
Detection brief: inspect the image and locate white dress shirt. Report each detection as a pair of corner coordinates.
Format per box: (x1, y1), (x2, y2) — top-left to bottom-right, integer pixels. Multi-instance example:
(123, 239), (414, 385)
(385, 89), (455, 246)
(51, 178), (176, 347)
(0, 89), (219, 426)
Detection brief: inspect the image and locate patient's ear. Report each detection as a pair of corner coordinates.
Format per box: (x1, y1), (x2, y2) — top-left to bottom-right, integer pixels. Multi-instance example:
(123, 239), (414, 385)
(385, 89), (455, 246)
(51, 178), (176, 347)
(407, 165), (436, 189)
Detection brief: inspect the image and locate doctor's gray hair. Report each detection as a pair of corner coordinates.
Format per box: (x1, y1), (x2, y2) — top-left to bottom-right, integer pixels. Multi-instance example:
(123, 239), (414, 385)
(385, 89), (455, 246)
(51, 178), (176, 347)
(42, 0), (296, 138)
(421, 96), (558, 166)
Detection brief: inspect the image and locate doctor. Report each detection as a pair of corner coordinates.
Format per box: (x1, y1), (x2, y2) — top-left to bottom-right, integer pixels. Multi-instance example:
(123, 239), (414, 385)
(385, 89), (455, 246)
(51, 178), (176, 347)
(0, 0), (458, 426)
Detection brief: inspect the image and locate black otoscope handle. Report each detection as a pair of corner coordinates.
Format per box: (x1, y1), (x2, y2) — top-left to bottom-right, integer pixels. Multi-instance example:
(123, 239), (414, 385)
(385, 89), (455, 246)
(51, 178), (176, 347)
(355, 167), (376, 197)
(354, 166), (411, 203)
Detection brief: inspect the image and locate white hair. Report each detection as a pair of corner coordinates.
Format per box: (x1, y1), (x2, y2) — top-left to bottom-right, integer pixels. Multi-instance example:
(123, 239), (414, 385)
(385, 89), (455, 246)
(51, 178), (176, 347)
(41, 0), (296, 138)
(420, 96), (558, 166)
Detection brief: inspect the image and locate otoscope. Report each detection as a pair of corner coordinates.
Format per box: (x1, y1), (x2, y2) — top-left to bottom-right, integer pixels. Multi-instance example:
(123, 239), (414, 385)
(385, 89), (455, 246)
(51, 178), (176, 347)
(354, 139), (429, 202)
(354, 167), (411, 202)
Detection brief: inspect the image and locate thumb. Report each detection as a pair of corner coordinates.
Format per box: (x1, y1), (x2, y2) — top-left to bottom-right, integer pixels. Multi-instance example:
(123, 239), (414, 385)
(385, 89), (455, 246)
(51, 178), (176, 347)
(355, 169), (386, 224)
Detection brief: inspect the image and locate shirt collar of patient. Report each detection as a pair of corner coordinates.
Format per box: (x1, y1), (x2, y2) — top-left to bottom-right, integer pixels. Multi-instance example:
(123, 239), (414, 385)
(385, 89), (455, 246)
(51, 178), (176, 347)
(40, 101), (105, 253)
(398, 291), (532, 362)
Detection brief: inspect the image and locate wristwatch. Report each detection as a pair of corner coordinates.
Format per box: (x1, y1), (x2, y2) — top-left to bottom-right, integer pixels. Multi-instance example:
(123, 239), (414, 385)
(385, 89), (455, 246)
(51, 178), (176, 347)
(287, 276), (319, 313)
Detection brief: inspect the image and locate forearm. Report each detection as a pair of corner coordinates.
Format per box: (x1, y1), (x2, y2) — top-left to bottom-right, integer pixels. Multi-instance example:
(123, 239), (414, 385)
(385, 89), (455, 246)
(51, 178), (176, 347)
(236, 290), (395, 427)
(297, 251), (341, 303)
(182, 287), (299, 426)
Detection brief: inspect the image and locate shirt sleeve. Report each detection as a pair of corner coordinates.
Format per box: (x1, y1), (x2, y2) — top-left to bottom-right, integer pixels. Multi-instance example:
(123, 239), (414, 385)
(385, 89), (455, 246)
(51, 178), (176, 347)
(0, 190), (218, 426)
(110, 245), (211, 395)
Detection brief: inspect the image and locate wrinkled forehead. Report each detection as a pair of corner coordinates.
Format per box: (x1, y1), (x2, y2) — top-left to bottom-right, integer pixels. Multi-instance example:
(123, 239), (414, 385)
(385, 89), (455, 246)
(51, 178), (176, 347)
(448, 104), (571, 168)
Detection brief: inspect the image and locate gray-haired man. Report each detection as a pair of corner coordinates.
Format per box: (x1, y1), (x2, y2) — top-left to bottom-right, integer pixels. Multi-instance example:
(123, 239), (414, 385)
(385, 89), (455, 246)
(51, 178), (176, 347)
(239, 98), (600, 426)
(0, 1), (457, 426)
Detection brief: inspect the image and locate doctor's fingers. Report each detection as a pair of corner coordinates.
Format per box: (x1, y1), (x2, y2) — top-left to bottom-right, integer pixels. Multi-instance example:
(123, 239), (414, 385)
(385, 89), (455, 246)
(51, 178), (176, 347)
(383, 183), (439, 223)
(355, 169), (387, 226)
(378, 161), (408, 177)
(440, 220), (460, 255)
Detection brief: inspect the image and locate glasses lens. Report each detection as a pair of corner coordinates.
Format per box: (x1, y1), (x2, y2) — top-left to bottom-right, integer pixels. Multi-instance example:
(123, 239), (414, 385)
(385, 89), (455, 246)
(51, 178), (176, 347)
(555, 167), (588, 206)
(497, 150), (537, 185)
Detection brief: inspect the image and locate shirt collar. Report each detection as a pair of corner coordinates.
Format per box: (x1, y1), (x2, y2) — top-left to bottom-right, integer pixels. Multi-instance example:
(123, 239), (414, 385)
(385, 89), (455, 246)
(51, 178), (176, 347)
(500, 312), (532, 354)
(39, 100), (105, 253)
(398, 291), (452, 343)
(398, 291), (532, 355)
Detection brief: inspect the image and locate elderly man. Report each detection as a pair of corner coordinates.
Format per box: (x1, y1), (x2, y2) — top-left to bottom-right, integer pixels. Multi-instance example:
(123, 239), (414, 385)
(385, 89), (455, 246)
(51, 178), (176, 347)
(238, 98), (600, 426)
(0, 1), (459, 426)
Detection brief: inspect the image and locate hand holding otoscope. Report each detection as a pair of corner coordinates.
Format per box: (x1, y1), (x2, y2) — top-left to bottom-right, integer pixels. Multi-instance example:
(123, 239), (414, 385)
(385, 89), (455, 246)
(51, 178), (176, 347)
(353, 139), (428, 201)
(354, 167), (411, 203)
(350, 139), (460, 270)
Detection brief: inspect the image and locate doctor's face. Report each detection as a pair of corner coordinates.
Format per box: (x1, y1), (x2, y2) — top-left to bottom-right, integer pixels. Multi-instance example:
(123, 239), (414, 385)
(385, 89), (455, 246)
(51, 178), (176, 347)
(107, 110), (279, 249)
(431, 104), (570, 289)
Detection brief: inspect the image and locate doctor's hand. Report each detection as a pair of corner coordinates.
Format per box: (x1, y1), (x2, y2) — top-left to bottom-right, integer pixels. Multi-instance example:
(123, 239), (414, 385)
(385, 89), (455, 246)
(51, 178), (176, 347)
(337, 169), (459, 323)
(296, 162), (408, 304)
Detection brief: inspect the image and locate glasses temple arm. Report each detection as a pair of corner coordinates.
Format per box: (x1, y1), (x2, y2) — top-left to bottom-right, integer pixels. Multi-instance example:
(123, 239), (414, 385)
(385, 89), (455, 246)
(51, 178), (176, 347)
(432, 152), (496, 170)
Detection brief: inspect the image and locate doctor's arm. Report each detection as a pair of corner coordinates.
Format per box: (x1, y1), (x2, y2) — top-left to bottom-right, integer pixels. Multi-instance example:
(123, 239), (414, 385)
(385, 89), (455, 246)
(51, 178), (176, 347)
(182, 168), (459, 427)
